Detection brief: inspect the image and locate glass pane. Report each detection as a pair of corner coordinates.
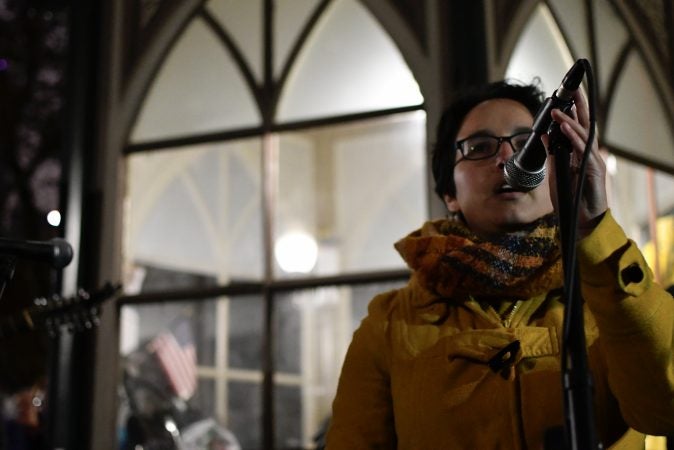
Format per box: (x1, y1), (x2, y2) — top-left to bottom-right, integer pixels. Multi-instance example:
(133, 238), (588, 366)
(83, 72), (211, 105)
(206, 0), (263, 83)
(273, 111), (427, 277)
(277, 0), (423, 122)
(274, 385), (302, 449)
(124, 139), (263, 294)
(505, 3), (575, 95)
(644, 213), (674, 292)
(190, 377), (217, 418)
(605, 51), (674, 169)
(117, 300), (230, 449)
(228, 295), (265, 370)
(272, 281), (406, 448)
(130, 17), (260, 143)
(180, 377), (242, 449)
(274, 0), (321, 77)
(605, 155), (674, 300)
(654, 170), (674, 217)
(228, 380), (263, 450)
(594, 0), (628, 97)
(605, 155), (674, 290)
(605, 153), (650, 243)
(118, 297), (258, 449)
(547, 0), (590, 60)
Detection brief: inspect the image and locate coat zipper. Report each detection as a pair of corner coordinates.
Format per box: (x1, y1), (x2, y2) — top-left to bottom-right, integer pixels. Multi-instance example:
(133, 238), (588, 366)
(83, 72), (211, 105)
(502, 300), (523, 328)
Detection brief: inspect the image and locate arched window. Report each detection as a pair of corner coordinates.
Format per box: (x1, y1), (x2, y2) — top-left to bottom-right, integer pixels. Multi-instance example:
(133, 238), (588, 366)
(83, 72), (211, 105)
(117, 1), (426, 448)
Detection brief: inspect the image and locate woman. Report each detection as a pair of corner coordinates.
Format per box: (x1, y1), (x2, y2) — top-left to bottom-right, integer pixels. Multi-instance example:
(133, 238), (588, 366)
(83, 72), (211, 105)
(325, 81), (674, 449)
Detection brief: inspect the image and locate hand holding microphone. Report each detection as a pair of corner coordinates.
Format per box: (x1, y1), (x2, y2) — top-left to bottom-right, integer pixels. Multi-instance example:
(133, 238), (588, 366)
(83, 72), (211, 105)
(545, 86), (608, 238)
(504, 58), (607, 236)
(504, 60), (586, 191)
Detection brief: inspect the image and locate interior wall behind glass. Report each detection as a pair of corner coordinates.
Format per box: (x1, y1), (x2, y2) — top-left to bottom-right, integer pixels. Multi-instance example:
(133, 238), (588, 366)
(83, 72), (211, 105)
(272, 280), (407, 448)
(124, 139), (264, 294)
(607, 155), (674, 287)
(274, 111), (427, 278)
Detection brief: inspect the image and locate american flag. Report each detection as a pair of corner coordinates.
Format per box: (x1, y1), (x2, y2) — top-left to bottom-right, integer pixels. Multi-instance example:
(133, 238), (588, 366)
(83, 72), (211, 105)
(148, 318), (197, 400)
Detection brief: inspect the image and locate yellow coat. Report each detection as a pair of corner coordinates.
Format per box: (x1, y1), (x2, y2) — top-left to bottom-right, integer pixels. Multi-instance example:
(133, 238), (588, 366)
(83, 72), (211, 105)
(326, 211), (674, 449)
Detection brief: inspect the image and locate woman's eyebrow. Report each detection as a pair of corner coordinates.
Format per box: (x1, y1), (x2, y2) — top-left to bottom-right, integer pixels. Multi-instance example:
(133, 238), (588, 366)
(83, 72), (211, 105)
(461, 126), (532, 139)
(459, 128), (493, 139)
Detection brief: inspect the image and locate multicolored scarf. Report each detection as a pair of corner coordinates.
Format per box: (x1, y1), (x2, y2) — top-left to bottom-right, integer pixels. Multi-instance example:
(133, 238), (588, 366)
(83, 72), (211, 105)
(394, 214), (563, 300)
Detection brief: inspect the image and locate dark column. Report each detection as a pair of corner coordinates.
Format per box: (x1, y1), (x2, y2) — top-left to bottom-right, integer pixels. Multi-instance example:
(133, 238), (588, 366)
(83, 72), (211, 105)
(45, 0), (103, 448)
(440, 0), (489, 99)
(428, 0), (490, 219)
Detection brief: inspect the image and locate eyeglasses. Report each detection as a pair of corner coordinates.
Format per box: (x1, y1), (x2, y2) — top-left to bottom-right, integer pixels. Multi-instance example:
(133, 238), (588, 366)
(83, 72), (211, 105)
(455, 131), (533, 162)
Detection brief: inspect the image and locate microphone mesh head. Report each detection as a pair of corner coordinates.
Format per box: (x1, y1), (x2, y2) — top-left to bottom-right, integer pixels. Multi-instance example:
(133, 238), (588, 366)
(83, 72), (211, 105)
(51, 238), (74, 269)
(504, 158), (546, 191)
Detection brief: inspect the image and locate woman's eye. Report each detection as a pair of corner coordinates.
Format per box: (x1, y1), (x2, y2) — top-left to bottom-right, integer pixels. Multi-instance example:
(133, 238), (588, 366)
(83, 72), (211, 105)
(467, 141), (493, 155)
(512, 136), (529, 151)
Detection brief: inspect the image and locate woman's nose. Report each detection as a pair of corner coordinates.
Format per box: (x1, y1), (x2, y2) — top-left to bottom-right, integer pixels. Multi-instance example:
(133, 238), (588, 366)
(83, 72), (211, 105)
(495, 140), (515, 165)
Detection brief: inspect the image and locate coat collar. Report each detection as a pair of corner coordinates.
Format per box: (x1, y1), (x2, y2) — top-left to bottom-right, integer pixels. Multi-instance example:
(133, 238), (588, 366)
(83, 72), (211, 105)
(394, 216), (563, 305)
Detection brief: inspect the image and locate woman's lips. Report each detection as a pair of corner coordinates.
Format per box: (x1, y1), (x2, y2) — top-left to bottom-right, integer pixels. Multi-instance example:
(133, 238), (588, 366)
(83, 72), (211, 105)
(495, 184), (525, 199)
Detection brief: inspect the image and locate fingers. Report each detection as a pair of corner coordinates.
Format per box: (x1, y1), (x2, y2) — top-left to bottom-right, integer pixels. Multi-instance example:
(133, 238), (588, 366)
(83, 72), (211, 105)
(550, 109), (590, 152)
(551, 111), (604, 173)
(571, 89), (590, 129)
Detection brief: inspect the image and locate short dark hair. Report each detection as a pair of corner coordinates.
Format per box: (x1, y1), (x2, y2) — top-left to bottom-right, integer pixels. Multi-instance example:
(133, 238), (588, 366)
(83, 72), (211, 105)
(431, 80), (546, 200)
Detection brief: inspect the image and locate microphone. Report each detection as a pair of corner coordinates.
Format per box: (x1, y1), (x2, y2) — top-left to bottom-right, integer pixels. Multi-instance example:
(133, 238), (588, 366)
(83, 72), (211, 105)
(504, 60), (586, 190)
(0, 237), (74, 269)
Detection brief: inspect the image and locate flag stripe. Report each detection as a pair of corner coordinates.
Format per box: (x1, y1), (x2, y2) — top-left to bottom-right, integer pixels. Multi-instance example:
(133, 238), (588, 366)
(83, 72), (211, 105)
(149, 330), (197, 400)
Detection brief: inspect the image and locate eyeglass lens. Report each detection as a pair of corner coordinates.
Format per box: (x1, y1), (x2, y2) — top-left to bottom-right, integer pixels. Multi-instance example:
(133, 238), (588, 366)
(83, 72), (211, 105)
(460, 133), (530, 160)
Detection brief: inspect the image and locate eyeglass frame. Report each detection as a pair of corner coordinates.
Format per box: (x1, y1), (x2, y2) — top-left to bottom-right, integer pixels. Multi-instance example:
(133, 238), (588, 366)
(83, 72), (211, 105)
(454, 130), (533, 163)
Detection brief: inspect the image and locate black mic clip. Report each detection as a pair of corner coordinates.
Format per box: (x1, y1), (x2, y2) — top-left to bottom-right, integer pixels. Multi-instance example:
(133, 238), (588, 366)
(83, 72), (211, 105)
(539, 60), (586, 144)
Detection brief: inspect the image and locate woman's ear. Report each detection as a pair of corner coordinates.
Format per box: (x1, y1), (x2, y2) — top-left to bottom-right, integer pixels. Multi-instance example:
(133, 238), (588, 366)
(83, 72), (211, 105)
(443, 194), (460, 214)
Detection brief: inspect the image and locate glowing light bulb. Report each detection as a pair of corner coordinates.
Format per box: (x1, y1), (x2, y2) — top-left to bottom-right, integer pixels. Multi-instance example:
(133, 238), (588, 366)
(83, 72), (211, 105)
(275, 231), (318, 274)
(47, 210), (61, 226)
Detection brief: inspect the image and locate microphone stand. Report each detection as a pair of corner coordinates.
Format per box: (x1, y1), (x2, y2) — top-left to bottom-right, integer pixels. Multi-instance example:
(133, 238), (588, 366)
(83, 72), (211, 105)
(549, 117), (602, 449)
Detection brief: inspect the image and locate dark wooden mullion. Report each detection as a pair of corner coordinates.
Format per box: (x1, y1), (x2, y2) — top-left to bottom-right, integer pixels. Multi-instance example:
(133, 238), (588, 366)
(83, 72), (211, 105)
(667, 1), (674, 83)
(270, 0), (333, 121)
(117, 268), (411, 306)
(582, 0), (604, 126)
(199, 7), (266, 120)
(124, 104), (424, 154)
(262, 0), (274, 128)
(262, 3), (275, 444)
(603, 142), (674, 176)
(621, 0), (665, 62)
(124, 125), (265, 153)
(262, 285), (274, 450)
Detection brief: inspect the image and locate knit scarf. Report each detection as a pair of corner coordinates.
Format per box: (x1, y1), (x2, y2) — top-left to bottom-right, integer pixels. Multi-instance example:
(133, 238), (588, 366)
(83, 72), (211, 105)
(394, 214), (563, 301)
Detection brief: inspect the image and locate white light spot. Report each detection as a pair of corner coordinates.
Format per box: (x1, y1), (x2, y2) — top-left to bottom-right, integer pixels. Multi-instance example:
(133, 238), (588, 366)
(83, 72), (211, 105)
(47, 210), (61, 226)
(275, 231), (318, 274)
(606, 154), (617, 175)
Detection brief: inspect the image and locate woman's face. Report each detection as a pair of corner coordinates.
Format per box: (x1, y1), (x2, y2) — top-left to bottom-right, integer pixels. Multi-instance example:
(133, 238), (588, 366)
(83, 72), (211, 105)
(444, 98), (553, 237)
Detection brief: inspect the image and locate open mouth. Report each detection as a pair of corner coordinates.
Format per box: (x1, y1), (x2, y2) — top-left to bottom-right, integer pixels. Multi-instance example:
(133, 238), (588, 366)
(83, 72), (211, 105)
(496, 184), (524, 194)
